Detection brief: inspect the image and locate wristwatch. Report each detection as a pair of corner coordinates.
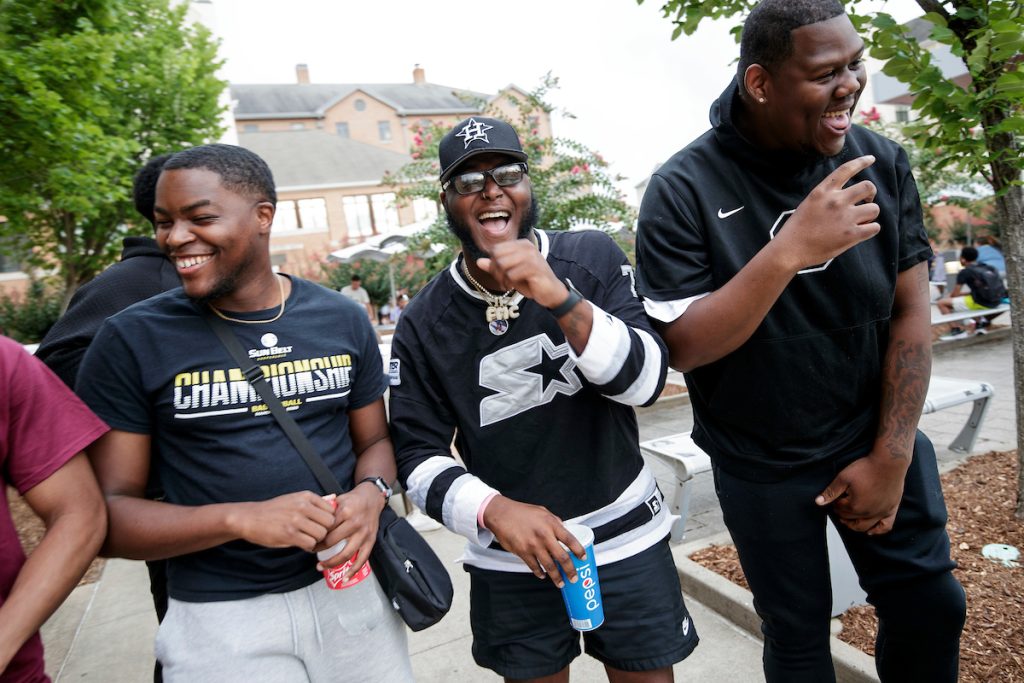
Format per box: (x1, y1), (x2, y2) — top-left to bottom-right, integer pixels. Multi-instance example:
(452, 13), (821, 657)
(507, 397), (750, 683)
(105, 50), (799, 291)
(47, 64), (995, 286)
(548, 278), (584, 318)
(359, 476), (393, 505)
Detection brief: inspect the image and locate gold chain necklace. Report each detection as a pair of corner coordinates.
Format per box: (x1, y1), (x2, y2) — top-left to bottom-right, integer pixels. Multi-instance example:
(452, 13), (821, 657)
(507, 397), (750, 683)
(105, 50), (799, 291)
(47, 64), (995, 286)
(208, 275), (286, 324)
(461, 260), (520, 324)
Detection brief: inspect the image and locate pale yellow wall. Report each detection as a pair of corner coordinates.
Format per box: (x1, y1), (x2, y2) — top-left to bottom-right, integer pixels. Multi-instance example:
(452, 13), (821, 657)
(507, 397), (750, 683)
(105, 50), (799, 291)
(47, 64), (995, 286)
(321, 92), (405, 152)
(236, 118), (318, 133)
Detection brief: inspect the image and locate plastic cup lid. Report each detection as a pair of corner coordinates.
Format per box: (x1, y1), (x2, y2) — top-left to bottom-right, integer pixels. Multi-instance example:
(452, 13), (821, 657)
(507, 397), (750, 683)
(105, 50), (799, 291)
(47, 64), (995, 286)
(562, 523), (594, 548)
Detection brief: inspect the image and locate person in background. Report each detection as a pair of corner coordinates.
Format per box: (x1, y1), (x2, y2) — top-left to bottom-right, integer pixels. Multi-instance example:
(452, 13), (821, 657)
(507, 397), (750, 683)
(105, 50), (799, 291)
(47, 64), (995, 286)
(635, 1), (965, 680)
(33, 153), (179, 682)
(389, 293), (409, 324)
(0, 336), (108, 682)
(339, 274), (374, 323)
(936, 245), (1009, 339)
(972, 235), (1005, 276)
(35, 154), (179, 388)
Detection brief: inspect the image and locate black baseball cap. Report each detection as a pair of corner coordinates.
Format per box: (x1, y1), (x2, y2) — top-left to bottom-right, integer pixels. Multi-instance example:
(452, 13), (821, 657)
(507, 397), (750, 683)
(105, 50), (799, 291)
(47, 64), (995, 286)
(438, 117), (528, 184)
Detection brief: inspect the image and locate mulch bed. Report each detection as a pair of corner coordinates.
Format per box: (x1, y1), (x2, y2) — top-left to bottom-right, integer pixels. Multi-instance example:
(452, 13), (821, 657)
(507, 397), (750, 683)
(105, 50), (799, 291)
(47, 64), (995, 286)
(690, 449), (1024, 683)
(7, 487), (105, 585)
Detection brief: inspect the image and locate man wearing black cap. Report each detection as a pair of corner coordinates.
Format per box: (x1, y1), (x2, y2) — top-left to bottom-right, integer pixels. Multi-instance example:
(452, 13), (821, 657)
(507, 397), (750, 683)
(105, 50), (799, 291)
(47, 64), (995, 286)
(388, 116), (699, 681)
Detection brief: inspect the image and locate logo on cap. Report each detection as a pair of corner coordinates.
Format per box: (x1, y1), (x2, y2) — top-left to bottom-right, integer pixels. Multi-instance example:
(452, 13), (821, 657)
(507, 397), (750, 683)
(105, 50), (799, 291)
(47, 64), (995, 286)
(456, 118), (493, 149)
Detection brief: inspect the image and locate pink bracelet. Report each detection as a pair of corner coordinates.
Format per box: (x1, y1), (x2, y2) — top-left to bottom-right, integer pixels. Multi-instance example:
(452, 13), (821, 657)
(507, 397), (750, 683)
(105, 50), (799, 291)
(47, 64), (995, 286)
(477, 493), (498, 530)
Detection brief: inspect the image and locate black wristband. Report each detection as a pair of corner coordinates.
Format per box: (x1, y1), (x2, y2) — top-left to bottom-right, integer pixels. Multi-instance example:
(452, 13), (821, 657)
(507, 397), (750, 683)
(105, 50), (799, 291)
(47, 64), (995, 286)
(548, 279), (583, 318)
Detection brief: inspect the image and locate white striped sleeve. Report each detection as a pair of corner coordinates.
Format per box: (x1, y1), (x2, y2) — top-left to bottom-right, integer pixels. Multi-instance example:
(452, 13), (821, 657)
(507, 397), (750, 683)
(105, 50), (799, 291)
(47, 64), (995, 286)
(569, 300), (665, 406)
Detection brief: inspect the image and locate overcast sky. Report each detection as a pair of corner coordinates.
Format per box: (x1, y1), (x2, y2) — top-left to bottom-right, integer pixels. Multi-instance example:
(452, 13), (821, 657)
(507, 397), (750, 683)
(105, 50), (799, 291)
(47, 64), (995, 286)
(203, 0), (926, 204)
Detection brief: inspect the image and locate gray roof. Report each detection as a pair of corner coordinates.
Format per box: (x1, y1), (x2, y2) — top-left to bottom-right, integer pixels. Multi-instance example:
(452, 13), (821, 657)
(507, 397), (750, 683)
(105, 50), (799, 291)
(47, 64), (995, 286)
(231, 82), (487, 119)
(238, 131), (412, 189)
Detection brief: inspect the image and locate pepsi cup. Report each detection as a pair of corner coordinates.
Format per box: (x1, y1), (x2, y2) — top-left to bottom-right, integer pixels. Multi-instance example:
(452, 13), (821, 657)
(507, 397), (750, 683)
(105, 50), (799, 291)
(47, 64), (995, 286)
(557, 523), (604, 631)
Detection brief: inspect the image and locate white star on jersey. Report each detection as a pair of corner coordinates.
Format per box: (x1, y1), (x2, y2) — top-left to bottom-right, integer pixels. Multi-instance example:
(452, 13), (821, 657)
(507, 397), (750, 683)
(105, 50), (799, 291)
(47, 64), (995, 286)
(456, 118), (493, 148)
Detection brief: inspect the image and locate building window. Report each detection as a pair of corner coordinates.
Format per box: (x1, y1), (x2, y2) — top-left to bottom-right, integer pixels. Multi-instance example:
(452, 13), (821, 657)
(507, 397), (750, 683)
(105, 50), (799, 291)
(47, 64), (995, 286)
(354, 98), (366, 111)
(343, 195), (374, 238)
(371, 193), (400, 232)
(274, 201), (299, 231)
(243, 123), (259, 133)
(412, 197), (438, 223)
(297, 198), (328, 230)
(336, 122), (349, 138)
(274, 198), (328, 232)
(895, 106), (910, 124)
(378, 121), (392, 142)
(290, 122), (305, 130)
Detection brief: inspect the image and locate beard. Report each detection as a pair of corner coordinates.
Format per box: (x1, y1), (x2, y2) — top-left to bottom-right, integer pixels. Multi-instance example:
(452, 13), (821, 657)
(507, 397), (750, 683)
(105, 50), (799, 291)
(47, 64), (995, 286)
(186, 253), (256, 308)
(444, 195), (539, 261)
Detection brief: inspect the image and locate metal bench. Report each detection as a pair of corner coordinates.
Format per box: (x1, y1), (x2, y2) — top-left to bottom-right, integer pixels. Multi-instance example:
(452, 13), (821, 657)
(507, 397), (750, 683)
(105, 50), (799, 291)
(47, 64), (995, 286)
(931, 303), (1010, 327)
(923, 375), (994, 453)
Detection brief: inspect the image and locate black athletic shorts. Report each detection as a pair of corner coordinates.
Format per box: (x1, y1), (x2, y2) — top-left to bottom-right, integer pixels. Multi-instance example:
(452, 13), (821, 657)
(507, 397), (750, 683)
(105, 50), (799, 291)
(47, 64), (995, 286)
(465, 537), (699, 679)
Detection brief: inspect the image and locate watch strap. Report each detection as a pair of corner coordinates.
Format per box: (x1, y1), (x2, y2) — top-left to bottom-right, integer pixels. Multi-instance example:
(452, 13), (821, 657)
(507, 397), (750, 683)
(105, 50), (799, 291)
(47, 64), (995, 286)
(359, 476), (392, 503)
(548, 279), (583, 318)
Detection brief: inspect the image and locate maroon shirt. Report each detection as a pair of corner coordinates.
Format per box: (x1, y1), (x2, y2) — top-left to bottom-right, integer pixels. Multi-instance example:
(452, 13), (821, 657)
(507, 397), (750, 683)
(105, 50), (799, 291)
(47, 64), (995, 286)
(0, 336), (108, 682)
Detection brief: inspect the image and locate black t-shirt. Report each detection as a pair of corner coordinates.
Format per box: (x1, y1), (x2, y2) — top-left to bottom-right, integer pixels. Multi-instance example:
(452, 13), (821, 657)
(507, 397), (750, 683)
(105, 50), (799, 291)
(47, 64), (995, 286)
(77, 277), (387, 601)
(636, 80), (931, 478)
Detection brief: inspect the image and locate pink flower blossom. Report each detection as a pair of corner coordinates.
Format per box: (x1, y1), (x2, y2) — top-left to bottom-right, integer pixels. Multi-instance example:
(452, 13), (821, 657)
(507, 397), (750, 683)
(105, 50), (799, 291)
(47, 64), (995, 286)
(859, 106), (880, 123)
(571, 165), (581, 174)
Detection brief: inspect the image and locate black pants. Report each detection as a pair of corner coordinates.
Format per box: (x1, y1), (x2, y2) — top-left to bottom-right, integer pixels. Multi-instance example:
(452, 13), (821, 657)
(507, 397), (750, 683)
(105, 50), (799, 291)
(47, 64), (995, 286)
(146, 559), (169, 683)
(714, 431), (965, 683)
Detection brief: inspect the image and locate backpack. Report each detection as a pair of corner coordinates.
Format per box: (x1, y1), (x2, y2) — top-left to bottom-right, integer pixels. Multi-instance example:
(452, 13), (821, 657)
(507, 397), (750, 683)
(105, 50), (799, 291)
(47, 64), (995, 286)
(967, 263), (1008, 307)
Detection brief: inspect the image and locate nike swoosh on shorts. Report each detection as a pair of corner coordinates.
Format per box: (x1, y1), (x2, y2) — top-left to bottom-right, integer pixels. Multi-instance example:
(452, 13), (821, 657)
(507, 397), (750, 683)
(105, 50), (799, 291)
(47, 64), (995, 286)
(717, 206), (745, 219)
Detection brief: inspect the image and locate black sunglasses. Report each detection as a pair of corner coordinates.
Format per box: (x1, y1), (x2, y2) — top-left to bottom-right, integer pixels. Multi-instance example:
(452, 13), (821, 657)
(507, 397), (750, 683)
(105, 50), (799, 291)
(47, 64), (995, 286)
(443, 162), (529, 195)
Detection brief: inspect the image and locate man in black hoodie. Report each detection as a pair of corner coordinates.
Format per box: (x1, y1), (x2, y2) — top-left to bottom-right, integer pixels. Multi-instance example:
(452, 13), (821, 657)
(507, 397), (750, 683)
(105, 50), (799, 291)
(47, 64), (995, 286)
(37, 154), (180, 388)
(636, 1), (964, 681)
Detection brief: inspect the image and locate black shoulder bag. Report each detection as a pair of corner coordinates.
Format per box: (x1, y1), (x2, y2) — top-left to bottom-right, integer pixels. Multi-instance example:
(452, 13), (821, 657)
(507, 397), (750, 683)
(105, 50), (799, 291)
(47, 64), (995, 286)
(204, 311), (453, 631)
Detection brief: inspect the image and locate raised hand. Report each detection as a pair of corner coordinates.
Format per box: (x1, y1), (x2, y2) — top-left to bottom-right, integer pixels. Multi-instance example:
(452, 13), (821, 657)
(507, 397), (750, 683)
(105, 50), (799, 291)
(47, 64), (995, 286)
(314, 485), (386, 579)
(232, 491), (337, 551)
(482, 496), (587, 588)
(777, 155), (880, 271)
(476, 239), (568, 309)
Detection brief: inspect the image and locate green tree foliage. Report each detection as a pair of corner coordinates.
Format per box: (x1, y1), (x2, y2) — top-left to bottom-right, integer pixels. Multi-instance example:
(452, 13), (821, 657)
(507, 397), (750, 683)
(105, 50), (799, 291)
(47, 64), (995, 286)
(0, 0), (225, 307)
(321, 255), (437, 311)
(0, 281), (63, 344)
(639, 0), (1024, 515)
(384, 74), (637, 272)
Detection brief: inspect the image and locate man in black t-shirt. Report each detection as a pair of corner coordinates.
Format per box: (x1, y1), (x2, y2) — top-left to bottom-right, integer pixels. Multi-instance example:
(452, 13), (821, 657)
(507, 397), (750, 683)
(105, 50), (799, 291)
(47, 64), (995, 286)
(636, 1), (964, 681)
(77, 144), (413, 682)
(937, 246), (1009, 337)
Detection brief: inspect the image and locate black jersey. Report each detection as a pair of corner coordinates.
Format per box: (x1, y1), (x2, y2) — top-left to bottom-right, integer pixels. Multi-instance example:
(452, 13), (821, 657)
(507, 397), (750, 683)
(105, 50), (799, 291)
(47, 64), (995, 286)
(389, 229), (671, 571)
(635, 80), (931, 479)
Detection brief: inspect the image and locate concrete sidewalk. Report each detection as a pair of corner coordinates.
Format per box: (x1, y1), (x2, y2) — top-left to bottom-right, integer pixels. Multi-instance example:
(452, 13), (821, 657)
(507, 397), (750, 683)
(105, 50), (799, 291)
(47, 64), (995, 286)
(40, 333), (1017, 682)
(41, 533), (767, 682)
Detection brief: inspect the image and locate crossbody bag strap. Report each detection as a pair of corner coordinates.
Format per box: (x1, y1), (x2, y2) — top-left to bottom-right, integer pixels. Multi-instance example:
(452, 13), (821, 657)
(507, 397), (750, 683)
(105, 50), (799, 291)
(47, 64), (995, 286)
(203, 310), (343, 494)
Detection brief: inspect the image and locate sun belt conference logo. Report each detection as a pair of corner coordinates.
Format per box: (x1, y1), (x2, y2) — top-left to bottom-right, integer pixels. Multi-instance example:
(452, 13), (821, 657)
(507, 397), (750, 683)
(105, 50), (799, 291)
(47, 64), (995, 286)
(261, 333), (278, 348)
(456, 118), (493, 148)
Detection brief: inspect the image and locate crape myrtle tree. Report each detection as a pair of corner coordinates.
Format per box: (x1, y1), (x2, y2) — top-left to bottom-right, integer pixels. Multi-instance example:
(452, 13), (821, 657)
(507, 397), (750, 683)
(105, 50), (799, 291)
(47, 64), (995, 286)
(639, 0), (1024, 516)
(381, 74), (638, 281)
(859, 106), (992, 241)
(0, 0), (225, 309)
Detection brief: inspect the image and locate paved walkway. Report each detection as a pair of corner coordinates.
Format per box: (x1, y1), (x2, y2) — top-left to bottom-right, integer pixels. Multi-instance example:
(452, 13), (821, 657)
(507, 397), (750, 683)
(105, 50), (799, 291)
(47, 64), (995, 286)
(39, 333), (1017, 682)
